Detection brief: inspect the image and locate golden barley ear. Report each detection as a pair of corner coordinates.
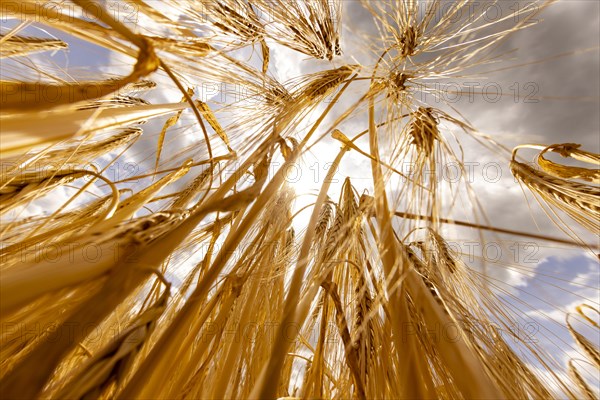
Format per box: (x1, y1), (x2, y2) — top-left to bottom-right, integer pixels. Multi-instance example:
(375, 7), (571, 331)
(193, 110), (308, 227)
(0, 34), (68, 58)
(408, 106), (440, 156)
(568, 359), (598, 400)
(564, 307), (600, 400)
(53, 273), (171, 399)
(511, 144), (600, 235)
(252, 0), (342, 60)
(567, 306), (600, 369)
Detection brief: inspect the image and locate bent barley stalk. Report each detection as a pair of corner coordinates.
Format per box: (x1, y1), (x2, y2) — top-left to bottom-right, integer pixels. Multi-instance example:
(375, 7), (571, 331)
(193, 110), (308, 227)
(0, 1), (597, 399)
(537, 143), (600, 184)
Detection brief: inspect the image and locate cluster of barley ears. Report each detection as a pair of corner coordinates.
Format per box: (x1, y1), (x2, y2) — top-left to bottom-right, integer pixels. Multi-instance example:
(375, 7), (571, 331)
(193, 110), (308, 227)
(1, 0), (599, 399)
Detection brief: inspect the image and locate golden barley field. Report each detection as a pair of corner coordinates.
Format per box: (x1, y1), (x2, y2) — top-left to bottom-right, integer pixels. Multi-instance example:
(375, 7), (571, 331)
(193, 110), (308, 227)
(0, 0), (599, 399)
